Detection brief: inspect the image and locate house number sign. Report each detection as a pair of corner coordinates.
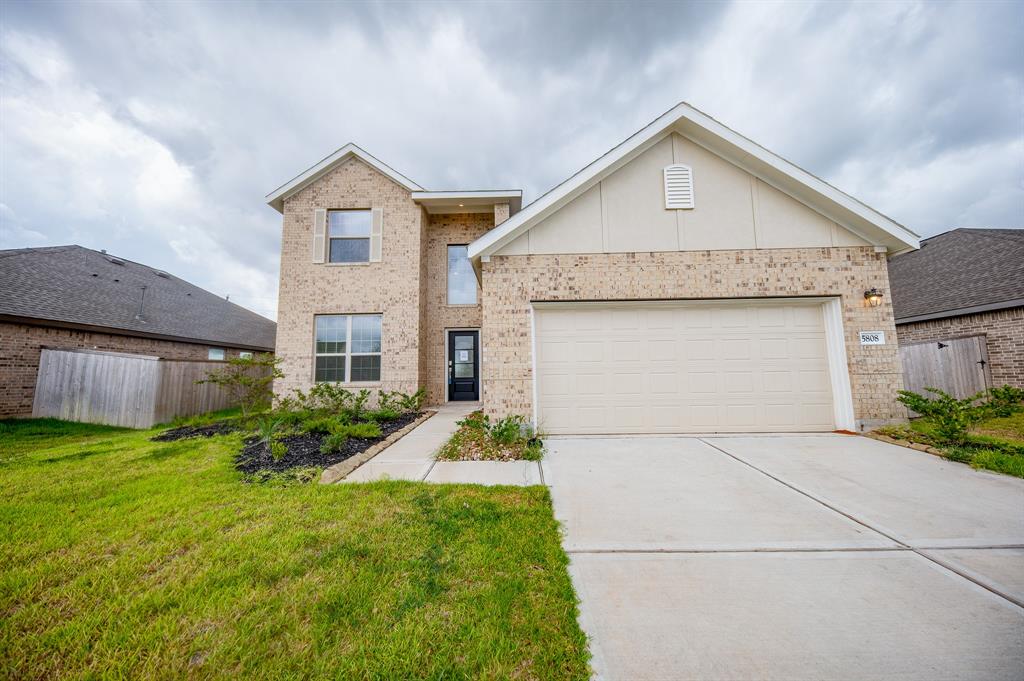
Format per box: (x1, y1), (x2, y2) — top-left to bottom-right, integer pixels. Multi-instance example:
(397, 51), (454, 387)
(859, 331), (885, 345)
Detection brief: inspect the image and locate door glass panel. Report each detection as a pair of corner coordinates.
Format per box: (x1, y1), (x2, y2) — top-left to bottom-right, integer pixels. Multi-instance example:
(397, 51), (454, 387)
(454, 335), (474, 350)
(454, 362), (474, 378)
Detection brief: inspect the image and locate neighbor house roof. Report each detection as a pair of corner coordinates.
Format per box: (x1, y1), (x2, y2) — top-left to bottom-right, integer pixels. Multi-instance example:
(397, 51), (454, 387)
(468, 101), (920, 259)
(888, 228), (1024, 324)
(0, 245), (276, 351)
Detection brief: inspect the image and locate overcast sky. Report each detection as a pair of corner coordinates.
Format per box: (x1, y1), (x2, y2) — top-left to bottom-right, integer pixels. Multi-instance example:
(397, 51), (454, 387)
(1, 1), (1021, 320)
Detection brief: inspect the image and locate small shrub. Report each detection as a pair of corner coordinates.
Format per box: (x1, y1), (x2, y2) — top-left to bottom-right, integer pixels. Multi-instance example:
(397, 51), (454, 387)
(343, 389), (371, 422)
(320, 432), (348, 455)
(300, 416), (350, 435)
(984, 385), (1024, 418)
(198, 353), (283, 417)
(342, 422), (382, 439)
(365, 408), (401, 423)
(255, 416), (283, 445)
(269, 441), (287, 461)
(458, 412), (490, 431)
(491, 415), (527, 445)
(399, 388), (426, 413)
(897, 388), (987, 443)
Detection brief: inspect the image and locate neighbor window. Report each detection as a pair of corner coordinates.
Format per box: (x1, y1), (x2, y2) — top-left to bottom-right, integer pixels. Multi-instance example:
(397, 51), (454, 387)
(328, 210), (372, 263)
(239, 352), (253, 359)
(314, 314), (382, 382)
(447, 245), (477, 305)
(208, 347), (225, 360)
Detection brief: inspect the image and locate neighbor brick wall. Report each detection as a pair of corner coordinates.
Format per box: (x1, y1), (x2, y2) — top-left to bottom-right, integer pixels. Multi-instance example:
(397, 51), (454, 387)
(480, 246), (906, 431)
(420, 212), (494, 404)
(897, 307), (1024, 388)
(274, 158), (425, 402)
(0, 321), (248, 418)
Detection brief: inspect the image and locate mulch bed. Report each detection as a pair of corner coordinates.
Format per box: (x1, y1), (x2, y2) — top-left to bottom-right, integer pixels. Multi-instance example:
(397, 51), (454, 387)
(151, 422), (240, 442)
(234, 411), (422, 474)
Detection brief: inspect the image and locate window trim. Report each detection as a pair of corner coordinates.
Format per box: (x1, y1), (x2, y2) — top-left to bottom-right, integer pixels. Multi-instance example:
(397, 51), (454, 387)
(313, 313), (382, 384)
(446, 243), (478, 306)
(327, 209), (372, 264)
(208, 347), (225, 361)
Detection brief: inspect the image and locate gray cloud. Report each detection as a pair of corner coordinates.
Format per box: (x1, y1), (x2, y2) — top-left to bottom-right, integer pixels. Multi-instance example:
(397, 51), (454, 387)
(1, 0), (1021, 320)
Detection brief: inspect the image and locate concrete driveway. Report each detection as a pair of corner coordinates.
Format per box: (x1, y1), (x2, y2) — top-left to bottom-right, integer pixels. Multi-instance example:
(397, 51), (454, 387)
(543, 435), (1024, 681)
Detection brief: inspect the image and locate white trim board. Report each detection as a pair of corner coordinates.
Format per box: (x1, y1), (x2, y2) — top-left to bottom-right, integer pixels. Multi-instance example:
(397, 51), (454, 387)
(469, 101), (919, 259)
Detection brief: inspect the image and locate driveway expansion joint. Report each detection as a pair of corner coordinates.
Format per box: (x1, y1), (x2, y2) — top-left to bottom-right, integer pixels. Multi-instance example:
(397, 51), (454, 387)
(699, 437), (1024, 610)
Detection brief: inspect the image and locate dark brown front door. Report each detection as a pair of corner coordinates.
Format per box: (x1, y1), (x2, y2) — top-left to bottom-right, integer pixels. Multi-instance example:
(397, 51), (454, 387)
(448, 330), (479, 401)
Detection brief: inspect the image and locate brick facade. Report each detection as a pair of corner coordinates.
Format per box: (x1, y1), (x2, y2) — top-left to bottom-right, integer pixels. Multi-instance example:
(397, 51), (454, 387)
(419, 213), (493, 404)
(896, 307), (1024, 388)
(0, 321), (249, 418)
(479, 247), (906, 431)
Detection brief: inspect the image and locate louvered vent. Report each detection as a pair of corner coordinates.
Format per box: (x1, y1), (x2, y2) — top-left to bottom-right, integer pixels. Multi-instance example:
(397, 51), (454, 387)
(664, 164), (694, 209)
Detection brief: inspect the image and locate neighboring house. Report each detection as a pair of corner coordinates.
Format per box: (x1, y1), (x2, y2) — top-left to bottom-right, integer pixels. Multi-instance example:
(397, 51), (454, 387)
(269, 102), (919, 434)
(0, 245), (277, 418)
(889, 228), (1024, 392)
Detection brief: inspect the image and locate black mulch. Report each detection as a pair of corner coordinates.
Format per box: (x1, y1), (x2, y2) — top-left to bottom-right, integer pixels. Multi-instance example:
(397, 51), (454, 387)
(151, 422), (240, 442)
(234, 411), (423, 474)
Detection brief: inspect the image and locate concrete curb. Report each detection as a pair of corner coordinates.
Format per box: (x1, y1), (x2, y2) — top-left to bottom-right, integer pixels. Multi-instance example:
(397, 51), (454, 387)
(865, 432), (945, 457)
(319, 410), (437, 484)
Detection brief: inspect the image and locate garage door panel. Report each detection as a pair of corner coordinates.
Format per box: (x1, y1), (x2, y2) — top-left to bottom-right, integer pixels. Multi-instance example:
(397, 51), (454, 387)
(535, 300), (835, 434)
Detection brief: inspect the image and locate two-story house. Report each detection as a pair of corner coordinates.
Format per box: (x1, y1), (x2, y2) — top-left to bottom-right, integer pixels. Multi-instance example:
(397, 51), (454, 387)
(269, 102), (919, 434)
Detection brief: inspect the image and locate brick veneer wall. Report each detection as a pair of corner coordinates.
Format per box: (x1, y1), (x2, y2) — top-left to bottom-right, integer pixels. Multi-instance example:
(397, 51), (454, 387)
(419, 212), (494, 404)
(274, 158), (425, 402)
(0, 321), (249, 418)
(896, 307), (1024, 388)
(480, 246), (906, 431)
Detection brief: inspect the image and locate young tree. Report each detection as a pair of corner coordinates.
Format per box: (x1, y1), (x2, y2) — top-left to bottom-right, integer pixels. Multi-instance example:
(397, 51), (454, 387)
(198, 353), (283, 417)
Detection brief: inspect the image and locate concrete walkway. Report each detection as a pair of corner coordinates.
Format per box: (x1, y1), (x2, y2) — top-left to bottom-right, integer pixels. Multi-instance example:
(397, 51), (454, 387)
(343, 402), (542, 485)
(545, 434), (1024, 681)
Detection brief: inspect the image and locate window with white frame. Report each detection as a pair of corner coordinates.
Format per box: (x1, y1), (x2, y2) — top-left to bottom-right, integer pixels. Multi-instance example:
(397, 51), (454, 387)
(447, 245), (477, 305)
(314, 314), (382, 382)
(328, 210), (372, 263)
(239, 352), (253, 359)
(208, 347), (225, 360)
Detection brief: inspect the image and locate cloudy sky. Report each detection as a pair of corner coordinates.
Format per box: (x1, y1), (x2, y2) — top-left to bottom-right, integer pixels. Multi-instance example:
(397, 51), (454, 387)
(1, 1), (1021, 320)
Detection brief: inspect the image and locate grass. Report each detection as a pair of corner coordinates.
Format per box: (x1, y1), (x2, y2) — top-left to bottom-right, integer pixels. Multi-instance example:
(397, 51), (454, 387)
(437, 412), (543, 462)
(0, 418), (589, 680)
(878, 411), (1024, 479)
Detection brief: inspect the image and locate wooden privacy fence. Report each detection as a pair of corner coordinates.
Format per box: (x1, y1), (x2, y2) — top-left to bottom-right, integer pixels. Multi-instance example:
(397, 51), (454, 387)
(32, 348), (269, 428)
(900, 335), (992, 400)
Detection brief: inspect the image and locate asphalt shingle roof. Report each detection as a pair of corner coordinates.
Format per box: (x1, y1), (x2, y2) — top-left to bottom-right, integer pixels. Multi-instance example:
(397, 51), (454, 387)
(0, 245), (276, 350)
(887, 228), (1024, 322)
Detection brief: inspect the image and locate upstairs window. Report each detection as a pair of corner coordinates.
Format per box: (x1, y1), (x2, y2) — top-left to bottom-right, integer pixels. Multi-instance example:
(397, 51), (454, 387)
(315, 314), (382, 382)
(447, 245), (477, 305)
(328, 210), (372, 263)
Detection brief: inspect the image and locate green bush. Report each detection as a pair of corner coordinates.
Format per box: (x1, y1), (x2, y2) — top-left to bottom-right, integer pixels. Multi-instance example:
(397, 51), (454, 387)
(319, 432), (348, 455)
(342, 422), (382, 439)
(365, 408), (401, 423)
(458, 412), (490, 431)
(269, 441), (287, 461)
(984, 386), (1024, 418)
(318, 422), (382, 455)
(897, 388), (987, 443)
(198, 353), (283, 417)
(491, 415), (528, 445)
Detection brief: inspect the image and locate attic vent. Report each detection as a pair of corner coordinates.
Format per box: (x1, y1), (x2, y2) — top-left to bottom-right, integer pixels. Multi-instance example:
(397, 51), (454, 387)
(153, 270), (169, 278)
(106, 256), (126, 266)
(663, 164), (694, 209)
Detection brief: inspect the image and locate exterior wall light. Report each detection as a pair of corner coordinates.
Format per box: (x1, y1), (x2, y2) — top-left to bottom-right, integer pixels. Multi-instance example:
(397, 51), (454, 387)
(864, 288), (884, 307)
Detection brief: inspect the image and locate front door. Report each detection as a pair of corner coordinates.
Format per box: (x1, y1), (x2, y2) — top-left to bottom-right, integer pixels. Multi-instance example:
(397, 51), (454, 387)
(448, 330), (479, 401)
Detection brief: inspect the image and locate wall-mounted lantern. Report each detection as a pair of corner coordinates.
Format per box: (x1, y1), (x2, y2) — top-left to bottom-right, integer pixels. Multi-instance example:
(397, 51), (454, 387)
(864, 288), (884, 307)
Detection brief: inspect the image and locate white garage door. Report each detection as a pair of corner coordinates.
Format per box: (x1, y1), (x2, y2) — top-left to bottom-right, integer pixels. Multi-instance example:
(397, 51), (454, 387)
(534, 300), (836, 434)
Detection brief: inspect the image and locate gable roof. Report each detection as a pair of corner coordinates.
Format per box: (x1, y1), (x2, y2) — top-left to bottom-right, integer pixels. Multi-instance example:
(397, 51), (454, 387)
(469, 101), (920, 258)
(266, 143), (423, 213)
(0, 246), (277, 351)
(888, 228), (1024, 323)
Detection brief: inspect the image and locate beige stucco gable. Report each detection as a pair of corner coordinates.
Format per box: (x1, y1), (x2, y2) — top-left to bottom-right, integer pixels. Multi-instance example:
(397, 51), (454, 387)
(494, 133), (870, 256)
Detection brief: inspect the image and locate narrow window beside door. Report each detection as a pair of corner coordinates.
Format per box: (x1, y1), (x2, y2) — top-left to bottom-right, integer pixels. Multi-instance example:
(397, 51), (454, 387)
(447, 245), (477, 305)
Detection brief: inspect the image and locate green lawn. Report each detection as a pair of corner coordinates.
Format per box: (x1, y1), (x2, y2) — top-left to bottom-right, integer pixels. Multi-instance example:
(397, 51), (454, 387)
(0, 418), (589, 680)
